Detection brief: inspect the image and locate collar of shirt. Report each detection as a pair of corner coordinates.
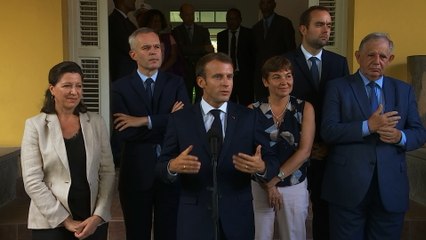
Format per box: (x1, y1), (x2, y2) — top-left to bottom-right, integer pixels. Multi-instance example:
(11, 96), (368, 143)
(300, 44), (323, 62)
(200, 98), (228, 132)
(115, 8), (128, 18)
(358, 70), (384, 88)
(228, 27), (240, 35)
(137, 69), (159, 84)
(200, 98), (228, 115)
(263, 13), (275, 27)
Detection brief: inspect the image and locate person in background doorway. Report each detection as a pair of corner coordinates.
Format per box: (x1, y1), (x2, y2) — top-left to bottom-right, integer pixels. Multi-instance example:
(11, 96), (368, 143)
(252, 0), (296, 100)
(217, 8), (255, 106)
(138, 9), (184, 77)
(172, 3), (214, 103)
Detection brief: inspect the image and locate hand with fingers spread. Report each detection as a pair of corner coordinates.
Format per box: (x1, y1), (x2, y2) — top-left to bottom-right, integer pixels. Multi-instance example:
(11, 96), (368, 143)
(168, 145), (201, 174)
(232, 145), (266, 174)
(113, 113), (148, 131)
(368, 104), (400, 133)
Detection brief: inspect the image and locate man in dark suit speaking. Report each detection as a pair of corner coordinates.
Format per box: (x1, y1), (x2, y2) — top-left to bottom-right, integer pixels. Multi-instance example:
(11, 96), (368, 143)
(321, 32), (426, 239)
(111, 28), (190, 240)
(157, 53), (277, 240)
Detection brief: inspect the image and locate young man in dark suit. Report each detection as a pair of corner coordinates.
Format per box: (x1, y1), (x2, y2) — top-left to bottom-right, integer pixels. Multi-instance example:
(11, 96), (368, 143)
(111, 28), (190, 240)
(321, 32), (426, 240)
(157, 53), (277, 240)
(217, 8), (255, 106)
(284, 6), (349, 239)
(172, 3), (214, 103)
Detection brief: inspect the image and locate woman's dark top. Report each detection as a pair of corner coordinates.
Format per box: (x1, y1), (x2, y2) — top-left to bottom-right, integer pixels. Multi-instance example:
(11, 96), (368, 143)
(64, 129), (91, 220)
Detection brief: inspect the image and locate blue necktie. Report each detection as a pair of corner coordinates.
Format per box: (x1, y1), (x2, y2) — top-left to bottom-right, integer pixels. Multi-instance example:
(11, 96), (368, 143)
(145, 78), (153, 108)
(309, 57), (320, 88)
(368, 81), (379, 113)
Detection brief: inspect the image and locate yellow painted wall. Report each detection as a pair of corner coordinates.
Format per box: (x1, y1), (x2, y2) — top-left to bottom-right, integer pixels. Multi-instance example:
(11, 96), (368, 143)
(0, 1), (64, 146)
(349, 0), (426, 82)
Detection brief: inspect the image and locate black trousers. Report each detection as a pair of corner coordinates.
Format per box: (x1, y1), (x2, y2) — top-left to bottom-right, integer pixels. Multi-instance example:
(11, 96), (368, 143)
(308, 159), (329, 240)
(32, 222), (108, 240)
(119, 179), (180, 240)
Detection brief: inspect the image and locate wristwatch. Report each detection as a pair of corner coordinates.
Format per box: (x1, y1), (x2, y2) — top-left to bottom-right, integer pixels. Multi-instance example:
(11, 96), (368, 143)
(277, 170), (286, 181)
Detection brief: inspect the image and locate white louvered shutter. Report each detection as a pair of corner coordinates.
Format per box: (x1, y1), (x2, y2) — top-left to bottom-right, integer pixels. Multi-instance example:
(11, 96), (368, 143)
(67, 0), (110, 129)
(310, 0), (348, 56)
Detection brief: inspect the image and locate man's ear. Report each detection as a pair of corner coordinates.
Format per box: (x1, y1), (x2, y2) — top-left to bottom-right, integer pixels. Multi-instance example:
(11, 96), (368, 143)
(129, 50), (136, 61)
(196, 76), (205, 88)
(388, 54), (395, 63)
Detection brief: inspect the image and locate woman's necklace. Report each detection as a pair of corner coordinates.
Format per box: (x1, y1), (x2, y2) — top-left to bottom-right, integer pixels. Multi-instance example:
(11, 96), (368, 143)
(269, 98), (290, 128)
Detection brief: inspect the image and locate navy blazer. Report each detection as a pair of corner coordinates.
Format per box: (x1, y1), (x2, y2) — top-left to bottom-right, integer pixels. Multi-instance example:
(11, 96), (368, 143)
(111, 71), (190, 191)
(252, 13), (296, 70)
(157, 102), (277, 240)
(321, 73), (426, 212)
(217, 26), (254, 73)
(172, 23), (212, 64)
(108, 9), (137, 81)
(284, 47), (349, 139)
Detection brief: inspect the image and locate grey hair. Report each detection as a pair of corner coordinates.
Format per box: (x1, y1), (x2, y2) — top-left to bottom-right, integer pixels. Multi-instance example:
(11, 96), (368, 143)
(128, 27), (157, 50)
(359, 32), (394, 52)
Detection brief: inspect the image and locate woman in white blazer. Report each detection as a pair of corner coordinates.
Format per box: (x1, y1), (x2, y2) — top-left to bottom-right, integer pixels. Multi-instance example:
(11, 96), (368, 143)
(20, 61), (115, 240)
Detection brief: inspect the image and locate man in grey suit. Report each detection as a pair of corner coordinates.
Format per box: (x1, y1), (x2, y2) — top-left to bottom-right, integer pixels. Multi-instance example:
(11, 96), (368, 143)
(284, 6), (349, 239)
(321, 32), (426, 239)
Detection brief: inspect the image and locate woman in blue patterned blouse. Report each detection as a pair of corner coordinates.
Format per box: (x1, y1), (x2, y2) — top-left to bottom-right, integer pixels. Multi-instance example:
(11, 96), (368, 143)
(251, 55), (315, 240)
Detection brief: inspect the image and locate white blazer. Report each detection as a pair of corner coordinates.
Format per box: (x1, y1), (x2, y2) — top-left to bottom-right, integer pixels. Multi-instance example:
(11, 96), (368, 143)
(20, 112), (115, 229)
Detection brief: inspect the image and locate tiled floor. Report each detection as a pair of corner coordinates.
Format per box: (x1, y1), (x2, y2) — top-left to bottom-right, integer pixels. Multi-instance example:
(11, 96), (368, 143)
(1, 176), (425, 240)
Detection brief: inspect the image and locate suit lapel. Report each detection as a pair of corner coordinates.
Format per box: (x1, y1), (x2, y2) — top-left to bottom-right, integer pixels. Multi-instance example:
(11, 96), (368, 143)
(382, 76), (397, 113)
(350, 73), (371, 118)
(193, 103), (211, 155)
(46, 114), (69, 171)
(152, 72), (166, 113)
(295, 48), (316, 89)
(130, 72), (152, 113)
(220, 103), (238, 163)
(79, 113), (93, 176)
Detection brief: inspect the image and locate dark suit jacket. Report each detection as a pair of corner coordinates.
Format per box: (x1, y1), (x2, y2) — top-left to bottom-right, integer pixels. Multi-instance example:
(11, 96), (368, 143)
(157, 102), (277, 240)
(321, 72), (426, 212)
(284, 47), (349, 139)
(108, 9), (137, 81)
(217, 26), (254, 73)
(252, 13), (296, 98)
(111, 71), (190, 191)
(172, 23), (212, 66)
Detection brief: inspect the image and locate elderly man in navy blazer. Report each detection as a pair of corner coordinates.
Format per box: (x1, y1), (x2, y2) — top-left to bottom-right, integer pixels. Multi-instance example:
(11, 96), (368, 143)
(321, 32), (426, 239)
(111, 28), (190, 240)
(157, 53), (277, 240)
(284, 6), (349, 239)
